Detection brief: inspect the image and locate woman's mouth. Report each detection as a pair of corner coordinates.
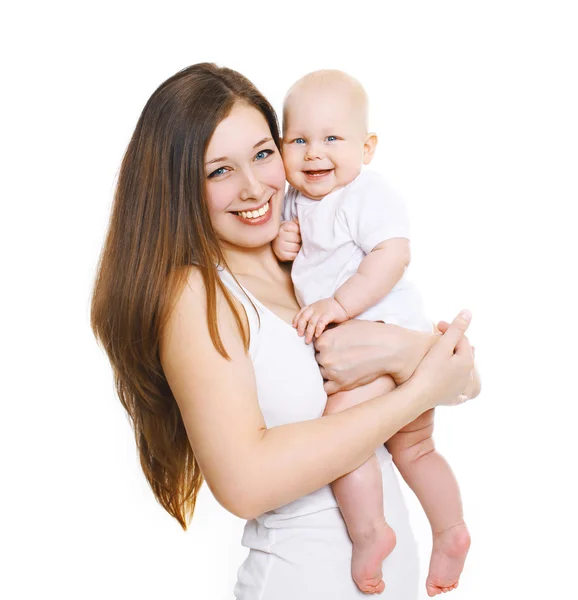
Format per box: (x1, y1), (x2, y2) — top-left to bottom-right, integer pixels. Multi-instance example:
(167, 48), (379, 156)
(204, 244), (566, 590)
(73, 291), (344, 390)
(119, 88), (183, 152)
(303, 169), (333, 181)
(233, 200), (272, 225)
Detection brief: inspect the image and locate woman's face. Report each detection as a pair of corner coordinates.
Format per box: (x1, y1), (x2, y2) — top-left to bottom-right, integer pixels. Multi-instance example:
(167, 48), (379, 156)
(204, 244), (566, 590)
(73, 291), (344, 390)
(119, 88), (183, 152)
(204, 102), (286, 250)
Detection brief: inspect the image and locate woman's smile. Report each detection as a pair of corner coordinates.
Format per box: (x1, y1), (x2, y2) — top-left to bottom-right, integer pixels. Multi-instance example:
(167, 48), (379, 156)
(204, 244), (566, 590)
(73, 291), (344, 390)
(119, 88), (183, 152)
(232, 199), (272, 225)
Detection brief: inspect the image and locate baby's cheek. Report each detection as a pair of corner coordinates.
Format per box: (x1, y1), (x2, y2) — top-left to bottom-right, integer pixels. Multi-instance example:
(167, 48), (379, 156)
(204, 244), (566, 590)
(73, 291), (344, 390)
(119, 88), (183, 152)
(283, 162), (300, 186)
(282, 148), (299, 169)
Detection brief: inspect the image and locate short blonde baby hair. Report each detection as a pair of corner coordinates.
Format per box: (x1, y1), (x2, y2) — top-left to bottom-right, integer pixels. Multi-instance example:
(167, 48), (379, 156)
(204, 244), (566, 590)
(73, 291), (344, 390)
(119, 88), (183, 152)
(283, 69), (369, 132)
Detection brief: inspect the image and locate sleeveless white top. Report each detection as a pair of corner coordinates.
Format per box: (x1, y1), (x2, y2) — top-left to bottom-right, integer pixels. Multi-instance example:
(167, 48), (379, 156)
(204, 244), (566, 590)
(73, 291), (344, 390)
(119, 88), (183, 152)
(217, 267), (391, 525)
(218, 268), (417, 600)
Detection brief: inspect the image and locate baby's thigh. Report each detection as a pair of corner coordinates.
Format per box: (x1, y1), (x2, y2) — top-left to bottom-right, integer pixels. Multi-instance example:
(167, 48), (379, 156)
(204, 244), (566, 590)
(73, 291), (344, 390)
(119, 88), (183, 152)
(323, 375), (397, 415)
(386, 409), (436, 462)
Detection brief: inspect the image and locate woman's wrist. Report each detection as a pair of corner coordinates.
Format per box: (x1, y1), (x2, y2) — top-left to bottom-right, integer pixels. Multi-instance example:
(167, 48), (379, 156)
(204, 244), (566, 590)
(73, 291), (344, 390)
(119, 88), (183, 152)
(377, 324), (435, 385)
(385, 375), (432, 424)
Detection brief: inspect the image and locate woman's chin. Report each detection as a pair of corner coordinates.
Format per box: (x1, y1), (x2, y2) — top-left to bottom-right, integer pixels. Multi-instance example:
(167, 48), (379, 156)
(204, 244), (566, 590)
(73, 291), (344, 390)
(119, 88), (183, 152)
(223, 226), (280, 251)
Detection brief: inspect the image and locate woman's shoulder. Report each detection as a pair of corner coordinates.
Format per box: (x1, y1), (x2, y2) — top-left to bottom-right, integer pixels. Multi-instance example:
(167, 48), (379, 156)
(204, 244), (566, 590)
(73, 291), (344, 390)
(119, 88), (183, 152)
(173, 264), (231, 306)
(161, 265), (248, 359)
(169, 265), (207, 314)
(161, 266), (207, 358)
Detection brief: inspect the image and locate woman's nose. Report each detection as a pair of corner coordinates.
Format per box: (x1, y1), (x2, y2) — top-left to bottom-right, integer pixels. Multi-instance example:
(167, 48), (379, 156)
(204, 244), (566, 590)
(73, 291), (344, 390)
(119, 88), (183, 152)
(239, 169), (265, 201)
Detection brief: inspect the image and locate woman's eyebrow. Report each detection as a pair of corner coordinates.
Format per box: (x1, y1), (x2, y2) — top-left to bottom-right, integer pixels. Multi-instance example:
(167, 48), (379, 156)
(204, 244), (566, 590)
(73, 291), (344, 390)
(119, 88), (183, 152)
(254, 137), (273, 148)
(205, 138), (273, 166)
(206, 155), (227, 166)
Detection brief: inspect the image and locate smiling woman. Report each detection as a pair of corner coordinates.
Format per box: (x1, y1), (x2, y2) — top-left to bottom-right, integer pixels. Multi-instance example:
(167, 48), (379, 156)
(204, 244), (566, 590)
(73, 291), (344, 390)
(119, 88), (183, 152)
(90, 65), (285, 525)
(204, 104), (285, 239)
(90, 62), (476, 600)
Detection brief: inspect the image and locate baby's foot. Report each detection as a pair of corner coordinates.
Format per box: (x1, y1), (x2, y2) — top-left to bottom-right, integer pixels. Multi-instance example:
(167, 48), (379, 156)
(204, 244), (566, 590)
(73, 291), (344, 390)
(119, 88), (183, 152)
(426, 522), (471, 597)
(350, 521), (396, 594)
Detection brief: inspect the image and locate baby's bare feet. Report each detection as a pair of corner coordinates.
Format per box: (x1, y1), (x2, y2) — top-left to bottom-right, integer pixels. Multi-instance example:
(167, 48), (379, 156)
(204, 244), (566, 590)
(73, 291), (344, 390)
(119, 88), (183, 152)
(426, 522), (471, 597)
(350, 520), (396, 595)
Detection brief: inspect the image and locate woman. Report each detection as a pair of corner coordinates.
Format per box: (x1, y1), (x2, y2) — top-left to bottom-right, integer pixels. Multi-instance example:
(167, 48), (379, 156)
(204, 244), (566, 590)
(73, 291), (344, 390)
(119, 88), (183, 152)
(91, 63), (478, 599)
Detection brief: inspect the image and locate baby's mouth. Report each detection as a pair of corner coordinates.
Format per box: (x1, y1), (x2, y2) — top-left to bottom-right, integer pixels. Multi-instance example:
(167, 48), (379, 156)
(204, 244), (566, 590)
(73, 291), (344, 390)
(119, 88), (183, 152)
(303, 169), (333, 179)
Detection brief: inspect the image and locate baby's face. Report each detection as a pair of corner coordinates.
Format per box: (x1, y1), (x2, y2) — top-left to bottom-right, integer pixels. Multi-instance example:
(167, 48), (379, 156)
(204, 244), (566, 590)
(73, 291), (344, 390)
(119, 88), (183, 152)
(282, 90), (368, 200)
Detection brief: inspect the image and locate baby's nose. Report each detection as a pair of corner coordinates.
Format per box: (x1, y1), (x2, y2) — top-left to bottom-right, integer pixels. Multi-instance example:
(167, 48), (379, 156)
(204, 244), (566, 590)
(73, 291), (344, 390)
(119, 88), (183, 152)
(305, 143), (323, 160)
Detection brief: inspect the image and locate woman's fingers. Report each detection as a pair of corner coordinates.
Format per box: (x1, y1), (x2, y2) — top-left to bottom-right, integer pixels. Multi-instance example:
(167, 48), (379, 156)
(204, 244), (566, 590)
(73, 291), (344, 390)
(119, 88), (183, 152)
(435, 310), (472, 354)
(323, 379), (339, 395)
(436, 320), (450, 333)
(437, 318), (475, 358)
(454, 331), (473, 359)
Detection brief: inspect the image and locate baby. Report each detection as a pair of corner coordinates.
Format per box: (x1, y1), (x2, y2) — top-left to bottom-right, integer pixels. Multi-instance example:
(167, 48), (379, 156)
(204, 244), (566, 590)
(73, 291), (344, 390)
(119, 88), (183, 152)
(273, 70), (471, 597)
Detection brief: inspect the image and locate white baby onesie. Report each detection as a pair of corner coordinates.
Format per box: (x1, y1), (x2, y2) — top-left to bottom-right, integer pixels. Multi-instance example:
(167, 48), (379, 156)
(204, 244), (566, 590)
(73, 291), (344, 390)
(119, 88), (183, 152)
(283, 170), (432, 332)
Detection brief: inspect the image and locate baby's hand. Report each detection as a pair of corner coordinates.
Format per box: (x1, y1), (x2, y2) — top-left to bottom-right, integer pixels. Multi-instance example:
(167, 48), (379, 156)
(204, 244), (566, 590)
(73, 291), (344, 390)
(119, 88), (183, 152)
(273, 218), (301, 262)
(293, 297), (349, 344)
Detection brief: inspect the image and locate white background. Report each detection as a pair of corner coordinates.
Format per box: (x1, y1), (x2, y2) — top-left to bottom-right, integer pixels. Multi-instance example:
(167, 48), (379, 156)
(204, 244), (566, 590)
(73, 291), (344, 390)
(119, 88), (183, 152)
(2, 1), (577, 598)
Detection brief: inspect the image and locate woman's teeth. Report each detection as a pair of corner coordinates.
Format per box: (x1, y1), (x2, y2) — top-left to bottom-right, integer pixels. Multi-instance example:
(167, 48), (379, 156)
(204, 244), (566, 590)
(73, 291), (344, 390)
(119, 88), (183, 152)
(237, 201), (270, 219)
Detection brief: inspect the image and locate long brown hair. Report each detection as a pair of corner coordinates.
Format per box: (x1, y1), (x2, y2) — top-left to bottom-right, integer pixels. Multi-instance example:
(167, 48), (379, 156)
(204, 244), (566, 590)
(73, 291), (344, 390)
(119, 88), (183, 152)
(90, 63), (281, 530)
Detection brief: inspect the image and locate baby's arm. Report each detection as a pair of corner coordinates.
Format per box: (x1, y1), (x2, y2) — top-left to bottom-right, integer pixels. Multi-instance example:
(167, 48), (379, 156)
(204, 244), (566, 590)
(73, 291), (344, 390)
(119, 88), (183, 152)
(294, 238), (410, 343)
(294, 173), (413, 343)
(335, 238), (410, 319)
(274, 186), (301, 263)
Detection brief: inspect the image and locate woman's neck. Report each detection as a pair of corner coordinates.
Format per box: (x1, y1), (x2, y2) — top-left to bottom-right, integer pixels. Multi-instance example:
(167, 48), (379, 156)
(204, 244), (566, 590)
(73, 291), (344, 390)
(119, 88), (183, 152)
(222, 242), (285, 280)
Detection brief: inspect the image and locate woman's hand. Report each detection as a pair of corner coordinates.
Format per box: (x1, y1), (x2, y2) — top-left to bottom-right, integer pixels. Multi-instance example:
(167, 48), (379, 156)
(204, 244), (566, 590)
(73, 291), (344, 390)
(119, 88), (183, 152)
(436, 319), (481, 400)
(405, 310), (475, 408)
(314, 319), (435, 395)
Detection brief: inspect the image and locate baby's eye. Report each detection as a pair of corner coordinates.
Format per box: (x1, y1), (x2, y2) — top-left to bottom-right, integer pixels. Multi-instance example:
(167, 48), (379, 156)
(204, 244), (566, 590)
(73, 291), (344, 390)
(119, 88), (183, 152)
(326, 135), (338, 142)
(293, 138), (306, 144)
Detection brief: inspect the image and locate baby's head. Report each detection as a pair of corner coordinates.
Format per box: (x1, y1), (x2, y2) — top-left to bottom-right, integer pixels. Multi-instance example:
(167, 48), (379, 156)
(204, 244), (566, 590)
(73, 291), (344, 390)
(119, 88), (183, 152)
(282, 70), (377, 200)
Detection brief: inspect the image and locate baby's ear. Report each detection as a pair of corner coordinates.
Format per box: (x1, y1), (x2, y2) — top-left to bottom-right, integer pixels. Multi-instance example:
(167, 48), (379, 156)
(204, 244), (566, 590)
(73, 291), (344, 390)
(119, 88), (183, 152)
(363, 133), (378, 165)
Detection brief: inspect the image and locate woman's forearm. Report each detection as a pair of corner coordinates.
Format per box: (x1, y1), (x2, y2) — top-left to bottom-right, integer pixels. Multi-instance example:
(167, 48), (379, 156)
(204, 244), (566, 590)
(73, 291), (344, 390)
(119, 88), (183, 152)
(382, 325), (438, 384)
(241, 382), (426, 519)
(315, 320), (436, 393)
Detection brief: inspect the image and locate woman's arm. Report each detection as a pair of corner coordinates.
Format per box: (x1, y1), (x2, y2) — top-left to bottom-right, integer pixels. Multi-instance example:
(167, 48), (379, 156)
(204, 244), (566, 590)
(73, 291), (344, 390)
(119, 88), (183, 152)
(315, 320), (438, 394)
(160, 269), (474, 520)
(316, 319), (481, 399)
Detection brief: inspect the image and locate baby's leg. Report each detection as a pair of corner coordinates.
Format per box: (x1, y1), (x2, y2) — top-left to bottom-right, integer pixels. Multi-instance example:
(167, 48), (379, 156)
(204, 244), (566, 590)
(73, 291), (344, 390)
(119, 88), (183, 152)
(386, 411), (471, 597)
(324, 375), (398, 595)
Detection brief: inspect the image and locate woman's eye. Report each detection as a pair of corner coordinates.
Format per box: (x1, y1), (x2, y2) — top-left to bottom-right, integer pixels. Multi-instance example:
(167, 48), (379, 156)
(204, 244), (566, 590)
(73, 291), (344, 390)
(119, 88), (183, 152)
(326, 135), (337, 142)
(208, 166), (228, 179)
(255, 149), (274, 160)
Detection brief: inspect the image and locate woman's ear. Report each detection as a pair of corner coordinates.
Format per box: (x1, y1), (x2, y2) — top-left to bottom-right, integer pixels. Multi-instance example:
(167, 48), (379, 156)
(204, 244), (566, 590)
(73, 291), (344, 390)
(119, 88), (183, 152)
(363, 133), (378, 165)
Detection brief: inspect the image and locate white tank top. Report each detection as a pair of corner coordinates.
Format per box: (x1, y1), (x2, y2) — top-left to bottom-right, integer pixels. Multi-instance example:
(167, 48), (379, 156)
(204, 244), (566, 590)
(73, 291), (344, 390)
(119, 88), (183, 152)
(217, 268), (391, 526)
